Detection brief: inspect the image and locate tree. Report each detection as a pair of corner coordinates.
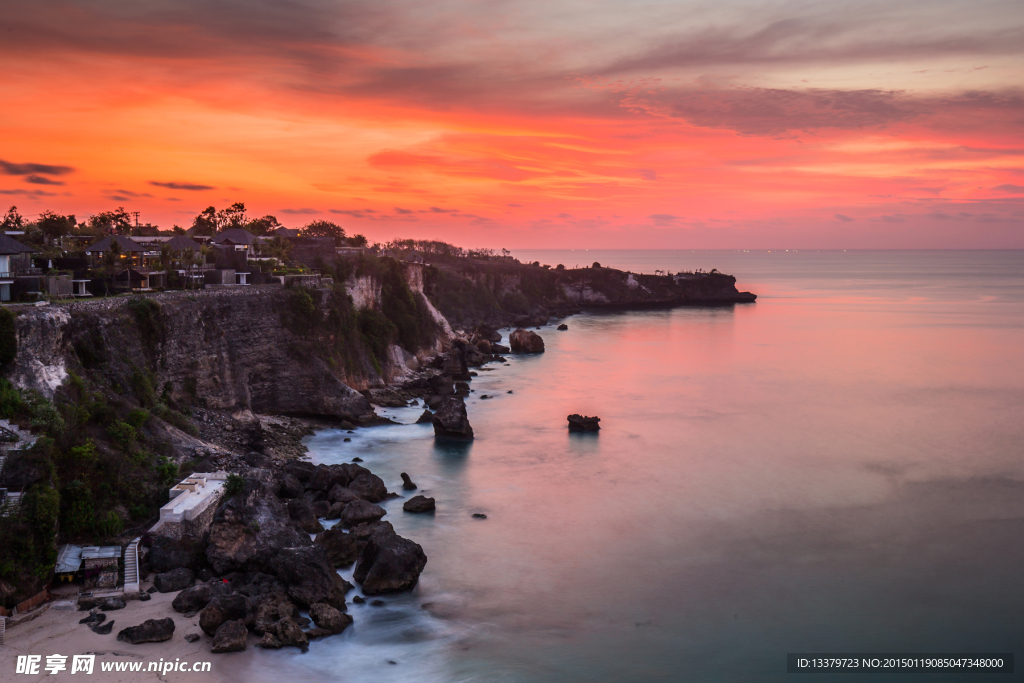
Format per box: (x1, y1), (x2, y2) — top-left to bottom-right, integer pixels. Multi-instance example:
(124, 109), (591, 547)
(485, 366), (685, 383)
(37, 210), (77, 240)
(245, 214), (283, 236)
(263, 235), (292, 263)
(88, 207), (132, 236)
(2, 206), (24, 230)
(190, 206), (219, 236)
(219, 202), (248, 230)
(300, 220), (346, 246)
(347, 233), (368, 247)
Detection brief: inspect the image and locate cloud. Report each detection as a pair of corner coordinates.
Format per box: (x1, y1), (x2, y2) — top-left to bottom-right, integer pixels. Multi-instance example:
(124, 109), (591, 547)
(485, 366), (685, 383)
(992, 184), (1024, 193)
(108, 189), (152, 198)
(394, 207), (414, 214)
(834, 214), (855, 222)
(0, 188), (59, 196)
(0, 159), (74, 176)
(26, 175), (64, 185)
(279, 207), (319, 214)
(150, 181), (215, 191)
(650, 213), (680, 222)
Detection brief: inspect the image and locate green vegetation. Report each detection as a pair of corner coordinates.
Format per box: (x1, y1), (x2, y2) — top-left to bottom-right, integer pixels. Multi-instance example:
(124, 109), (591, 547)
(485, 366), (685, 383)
(224, 473), (246, 497)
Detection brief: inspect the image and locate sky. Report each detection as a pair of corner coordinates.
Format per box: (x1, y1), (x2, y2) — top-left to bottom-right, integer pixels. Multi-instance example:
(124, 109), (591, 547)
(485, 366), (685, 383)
(1, 0), (1023, 249)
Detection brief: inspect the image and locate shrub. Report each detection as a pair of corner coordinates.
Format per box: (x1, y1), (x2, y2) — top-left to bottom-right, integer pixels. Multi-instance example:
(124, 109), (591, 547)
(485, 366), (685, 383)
(127, 298), (163, 354)
(107, 420), (137, 451)
(126, 408), (150, 430)
(0, 378), (25, 418)
(96, 510), (123, 538)
(224, 473), (245, 497)
(60, 479), (96, 537)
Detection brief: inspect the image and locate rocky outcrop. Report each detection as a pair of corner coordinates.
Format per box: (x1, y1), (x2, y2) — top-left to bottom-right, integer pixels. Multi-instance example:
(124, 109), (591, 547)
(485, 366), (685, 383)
(315, 527), (360, 568)
(353, 525), (427, 595)
(340, 499), (387, 527)
(117, 618), (175, 644)
(509, 329), (545, 353)
(403, 495), (435, 513)
(567, 414), (601, 432)
(432, 396), (474, 440)
(268, 546), (339, 607)
(200, 594), (251, 636)
(150, 534), (206, 573)
(154, 567), (195, 593)
(287, 499), (325, 534)
(309, 602), (352, 634)
(211, 619), (249, 653)
(400, 473), (417, 490)
(172, 581), (231, 613)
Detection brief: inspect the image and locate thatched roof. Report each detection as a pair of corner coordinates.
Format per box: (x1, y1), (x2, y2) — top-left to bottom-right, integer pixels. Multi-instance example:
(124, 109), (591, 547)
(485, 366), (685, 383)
(86, 235), (146, 253)
(0, 234), (38, 254)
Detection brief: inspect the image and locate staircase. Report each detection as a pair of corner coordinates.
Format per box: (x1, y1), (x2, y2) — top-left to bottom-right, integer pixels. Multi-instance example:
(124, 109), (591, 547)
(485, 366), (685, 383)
(123, 538), (141, 593)
(0, 492), (22, 518)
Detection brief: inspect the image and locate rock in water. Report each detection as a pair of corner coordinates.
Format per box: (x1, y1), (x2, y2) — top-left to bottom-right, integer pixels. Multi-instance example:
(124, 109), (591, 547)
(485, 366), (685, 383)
(415, 409), (433, 424)
(432, 396), (474, 440)
(557, 323), (568, 331)
(309, 602), (353, 634)
(268, 546), (339, 607)
(403, 496), (436, 513)
(567, 414), (601, 432)
(154, 567), (195, 593)
(117, 618), (175, 644)
(353, 526), (428, 595)
(212, 619), (249, 653)
(509, 329), (545, 353)
(400, 473), (417, 490)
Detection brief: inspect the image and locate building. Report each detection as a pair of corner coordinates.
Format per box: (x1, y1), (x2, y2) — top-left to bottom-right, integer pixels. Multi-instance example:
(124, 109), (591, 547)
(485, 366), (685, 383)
(150, 472), (228, 536)
(84, 235), (147, 267)
(211, 228), (260, 258)
(0, 234), (38, 302)
(80, 545), (122, 589)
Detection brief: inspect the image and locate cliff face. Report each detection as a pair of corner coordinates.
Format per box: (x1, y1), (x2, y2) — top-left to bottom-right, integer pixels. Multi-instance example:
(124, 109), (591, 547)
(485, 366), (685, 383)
(13, 287), (388, 421)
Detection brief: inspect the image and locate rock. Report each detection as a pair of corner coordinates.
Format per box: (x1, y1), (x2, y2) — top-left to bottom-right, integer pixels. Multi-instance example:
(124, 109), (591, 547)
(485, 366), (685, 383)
(315, 527), (360, 568)
(481, 394), (490, 399)
(311, 499), (331, 519)
(474, 324), (502, 343)
(370, 599), (386, 607)
(283, 460), (316, 483)
(454, 381), (470, 396)
(150, 534), (205, 572)
(279, 474), (304, 499)
(348, 472), (388, 503)
(258, 632), (282, 648)
(567, 414), (601, 432)
(426, 394), (443, 409)
(309, 602), (353, 634)
(205, 481), (312, 575)
(172, 580), (230, 613)
(344, 437), (351, 442)
(288, 498), (326, 534)
(353, 526), (428, 595)
(268, 546), (338, 607)
(557, 323), (568, 330)
(79, 612), (105, 625)
(273, 617), (308, 650)
(138, 592), (151, 602)
(351, 457), (363, 462)
(306, 627), (333, 639)
(211, 619), (249, 653)
(400, 473), (417, 490)
(475, 339), (492, 353)
(415, 409), (433, 424)
(432, 396), (474, 440)
(509, 329), (545, 353)
(403, 496), (435, 513)
(492, 344), (510, 354)
(328, 483), (361, 506)
(117, 618), (175, 644)
(326, 572), (354, 611)
(184, 633), (201, 643)
(251, 592), (298, 635)
(325, 501), (344, 520)
(200, 594), (251, 636)
(229, 571), (287, 597)
(91, 620), (114, 635)
(146, 586), (158, 594)
(154, 567), (195, 593)
(352, 595), (365, 604)
(472, 513), (487, 519)
(341, 499), (387, 527)
(100, 597), (126, 611)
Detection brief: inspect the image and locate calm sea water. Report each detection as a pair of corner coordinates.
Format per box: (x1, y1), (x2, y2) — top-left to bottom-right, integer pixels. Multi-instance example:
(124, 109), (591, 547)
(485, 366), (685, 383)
(229, 250), (1024, 683)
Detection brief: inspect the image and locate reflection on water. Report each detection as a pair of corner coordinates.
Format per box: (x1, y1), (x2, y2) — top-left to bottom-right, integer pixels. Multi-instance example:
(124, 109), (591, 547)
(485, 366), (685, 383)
(225, 251), (1024, 683)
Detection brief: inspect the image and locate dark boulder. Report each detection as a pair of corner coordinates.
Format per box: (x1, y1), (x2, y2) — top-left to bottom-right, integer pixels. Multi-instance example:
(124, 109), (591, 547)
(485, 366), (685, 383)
(205, 481), (312, 575)
(288, 498), (326, 534)
(100, 597), (126, 611)
(475, 339), (492, 354)
(172, 581), (230, 613)
(184, 633), (201, 643)
(308, 464), (353, 493)
(91, 620), (114, 635)
(341, 499), (387, 528)
(309, 603), (353, 634)
(415, 409), (433, 424)
(199, 594), (251, 636)
(328, 483), (361, 506)
(454, 381), (470, 396)
(251, 592), (298, 635)
(273, 616), (308, 650)
(211, 619), (249, 653)
(403, 495), (435, 513)
(557, 323), (568, 331)
(325, 501), (344, 520)
(492, 344), (510, 354)
(117, 618), (175, 644)
(315, 527), (360, 568)
(283, 460), (316, 483)
(400, 473), (417, 491)
(348, 472), (388, 503)
(353, 526), (428, 595)
(474, 324), (502, 343)
(311, 500), (331, 519)
(268, 546), (337, 607)
(567, 414), (601, 432)
(150, 534), (205, 573)
(80, 612), (105, 625)
(153, 567), (195, 593)
(279, 474), (304, 499)
(509, 328), (545, 353)
(326, 572), (354, 611)
(432, 396), (474, 440)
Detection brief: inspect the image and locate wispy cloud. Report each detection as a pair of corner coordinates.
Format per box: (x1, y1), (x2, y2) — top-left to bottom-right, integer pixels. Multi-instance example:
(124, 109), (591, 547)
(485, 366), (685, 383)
(0, 159), (74, 176)
(150, 181), (215, 191)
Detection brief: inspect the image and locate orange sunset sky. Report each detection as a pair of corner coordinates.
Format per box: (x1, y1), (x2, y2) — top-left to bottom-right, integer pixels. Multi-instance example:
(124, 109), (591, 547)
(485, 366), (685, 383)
(2, 0), (1023, 248)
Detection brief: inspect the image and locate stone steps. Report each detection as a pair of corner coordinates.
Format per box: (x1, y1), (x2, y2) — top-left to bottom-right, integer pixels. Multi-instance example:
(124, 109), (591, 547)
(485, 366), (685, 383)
(123, 538), (141, 592)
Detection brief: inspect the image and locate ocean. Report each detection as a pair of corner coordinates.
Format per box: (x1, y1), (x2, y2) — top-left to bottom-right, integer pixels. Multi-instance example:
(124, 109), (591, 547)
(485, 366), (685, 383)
(228, 250), (1024, 682)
